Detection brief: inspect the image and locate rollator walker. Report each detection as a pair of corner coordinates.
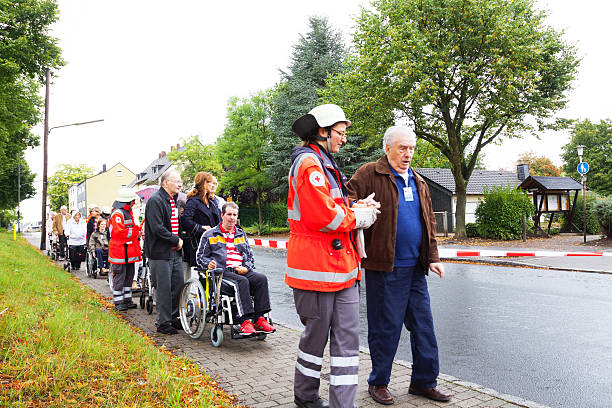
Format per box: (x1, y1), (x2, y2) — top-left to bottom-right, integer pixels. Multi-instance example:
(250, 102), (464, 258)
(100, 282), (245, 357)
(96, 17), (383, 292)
(179, 267), (272, 347)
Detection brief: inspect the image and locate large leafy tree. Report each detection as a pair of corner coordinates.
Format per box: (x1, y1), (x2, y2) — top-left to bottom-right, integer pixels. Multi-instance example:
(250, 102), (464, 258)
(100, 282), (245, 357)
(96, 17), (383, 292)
(217, 91), (274, 233)
(0, 0), (64, 209)
(265, 16), (375, 193)
(323, 0), (579, 238)
(518, 152), (561, 177)
(47, 164), (95, 210)
(561, 119), (612, 196)
(0, 155), (36, 210)
(166, 135), (222, 190)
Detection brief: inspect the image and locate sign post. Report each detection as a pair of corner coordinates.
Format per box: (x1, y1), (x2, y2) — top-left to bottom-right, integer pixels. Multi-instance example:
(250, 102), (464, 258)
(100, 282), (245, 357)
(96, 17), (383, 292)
(577, 161), (589, 243)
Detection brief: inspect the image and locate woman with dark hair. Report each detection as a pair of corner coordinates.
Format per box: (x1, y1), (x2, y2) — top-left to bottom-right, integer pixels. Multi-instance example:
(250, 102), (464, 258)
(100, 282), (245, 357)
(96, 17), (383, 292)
(182, 171), (221, 266)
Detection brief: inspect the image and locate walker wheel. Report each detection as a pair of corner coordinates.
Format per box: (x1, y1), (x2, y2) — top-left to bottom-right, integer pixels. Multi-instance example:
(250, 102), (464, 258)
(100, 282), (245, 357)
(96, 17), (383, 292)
(211, 325), (223, 347)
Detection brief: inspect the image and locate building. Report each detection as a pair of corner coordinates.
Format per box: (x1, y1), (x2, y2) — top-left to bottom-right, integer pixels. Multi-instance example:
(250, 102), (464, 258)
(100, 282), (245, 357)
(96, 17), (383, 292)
(415, 167), (521, 230)
(68, 163), (136, 215)
(128, 144), (183, 190)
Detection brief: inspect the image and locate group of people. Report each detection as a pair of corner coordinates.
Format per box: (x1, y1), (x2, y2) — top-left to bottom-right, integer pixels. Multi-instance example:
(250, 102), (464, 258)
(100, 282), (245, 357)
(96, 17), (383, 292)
(287, 104), (452, 407)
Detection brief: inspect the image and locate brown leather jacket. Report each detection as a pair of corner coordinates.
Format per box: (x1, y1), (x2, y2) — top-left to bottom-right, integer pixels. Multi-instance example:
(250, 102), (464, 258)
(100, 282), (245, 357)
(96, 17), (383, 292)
(347, 155), (440, 273)
(52, 212), (71, 235)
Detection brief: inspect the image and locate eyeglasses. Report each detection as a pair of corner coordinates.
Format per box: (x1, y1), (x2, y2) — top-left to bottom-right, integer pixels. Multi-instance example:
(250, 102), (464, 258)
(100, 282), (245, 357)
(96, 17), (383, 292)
(331, 128), (347, 139)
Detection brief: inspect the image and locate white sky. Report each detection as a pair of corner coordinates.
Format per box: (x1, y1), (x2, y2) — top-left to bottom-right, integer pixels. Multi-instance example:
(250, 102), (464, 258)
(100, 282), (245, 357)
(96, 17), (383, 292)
(20, 0), (612, 222)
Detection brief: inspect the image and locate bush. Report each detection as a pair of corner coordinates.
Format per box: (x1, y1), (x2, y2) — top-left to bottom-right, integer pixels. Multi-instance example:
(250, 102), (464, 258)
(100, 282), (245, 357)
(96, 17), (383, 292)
(475, 186), (534, 240)
(560, 193), (601, 234)
(465, 222), (479, 237)
(237, 202), (288, 229)
(591, 198), (612, 238)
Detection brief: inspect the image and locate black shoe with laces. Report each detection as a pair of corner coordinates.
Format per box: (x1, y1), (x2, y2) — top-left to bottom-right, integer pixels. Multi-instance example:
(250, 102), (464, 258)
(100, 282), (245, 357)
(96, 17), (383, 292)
(115, 303), (128, 312)
(157, 324), (177, 335)
(125, 302), (137, 309)
(294, 396), (330, 408)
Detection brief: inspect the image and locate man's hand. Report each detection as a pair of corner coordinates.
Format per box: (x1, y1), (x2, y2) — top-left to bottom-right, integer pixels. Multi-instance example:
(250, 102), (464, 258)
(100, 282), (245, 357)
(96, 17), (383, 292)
(202, 225), (211, 231)
(235, 266), (248, 275)
(207, 260), (217, 270)
(353, 192), (381, 209)
(430, 262), (445, 278)
(176, 238), (183, 250)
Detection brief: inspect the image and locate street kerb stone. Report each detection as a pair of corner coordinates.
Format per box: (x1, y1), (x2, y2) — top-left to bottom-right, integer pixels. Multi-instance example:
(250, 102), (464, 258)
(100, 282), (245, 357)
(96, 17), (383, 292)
(64, 261), (542, 408)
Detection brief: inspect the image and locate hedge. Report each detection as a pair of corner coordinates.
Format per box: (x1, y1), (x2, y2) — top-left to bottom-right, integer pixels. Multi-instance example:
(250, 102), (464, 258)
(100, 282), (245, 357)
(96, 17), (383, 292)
(474, 186), (534, 240)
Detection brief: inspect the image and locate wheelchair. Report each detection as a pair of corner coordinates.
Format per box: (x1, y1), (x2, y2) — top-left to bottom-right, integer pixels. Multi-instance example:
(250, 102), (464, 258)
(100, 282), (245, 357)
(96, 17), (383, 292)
(86, 248), (109, 279)
(179, 267), (272, 347)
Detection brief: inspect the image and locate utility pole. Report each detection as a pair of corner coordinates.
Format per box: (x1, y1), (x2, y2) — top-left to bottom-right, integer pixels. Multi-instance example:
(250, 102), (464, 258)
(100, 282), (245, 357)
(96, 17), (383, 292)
(40, 68), (50, 250)
(17, 163), (21, 233)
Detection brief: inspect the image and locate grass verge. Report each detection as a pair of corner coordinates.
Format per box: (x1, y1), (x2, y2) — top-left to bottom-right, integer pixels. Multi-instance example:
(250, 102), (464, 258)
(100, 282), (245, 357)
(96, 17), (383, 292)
(0, 233), (240, 407)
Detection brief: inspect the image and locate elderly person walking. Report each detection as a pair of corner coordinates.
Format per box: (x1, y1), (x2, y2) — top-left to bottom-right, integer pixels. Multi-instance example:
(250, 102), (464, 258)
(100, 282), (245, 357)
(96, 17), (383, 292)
(66, 210), (87, 270)
(144, 169), (184, 335)
(52, 205), (71, 259)
(347, 125), (452, 404)
(109, 188), (142, 311)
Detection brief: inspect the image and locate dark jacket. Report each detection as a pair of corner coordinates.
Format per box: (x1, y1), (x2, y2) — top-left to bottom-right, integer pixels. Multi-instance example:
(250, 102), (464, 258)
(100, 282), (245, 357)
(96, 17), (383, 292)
(181, 195), (221, 266)
(347, 155), (440, 273)
(195, 224), (255, 273)
(144, 187), (182, 260)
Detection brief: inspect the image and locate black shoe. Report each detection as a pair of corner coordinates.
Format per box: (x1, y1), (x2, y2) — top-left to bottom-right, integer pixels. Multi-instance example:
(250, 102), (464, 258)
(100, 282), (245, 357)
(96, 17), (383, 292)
(115, 303), (128, 312)
(157, 324), (177, 335)
(171, 320), (184, 331)
(294, 396), (329, 408)
(125, 302), (137, 309)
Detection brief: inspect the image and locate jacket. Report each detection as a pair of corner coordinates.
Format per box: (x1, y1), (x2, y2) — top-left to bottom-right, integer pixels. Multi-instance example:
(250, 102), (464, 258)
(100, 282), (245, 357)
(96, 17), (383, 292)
(195, 224), (255, 272)
(144, 187), (182, 260)
(182, 195), (221, 265)
(285, 144), (360, 292)
(347, 155), (440, 273)
(108, 202), (142, 264)
(52, 212), (71, 235)
(89, 230), (109, 251)
(66, 218), (87, 246)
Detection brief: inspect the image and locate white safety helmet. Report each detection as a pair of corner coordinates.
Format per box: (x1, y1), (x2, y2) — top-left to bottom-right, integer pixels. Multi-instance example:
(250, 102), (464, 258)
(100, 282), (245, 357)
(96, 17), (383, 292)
(292, 104), (351, 142)
(115, 187), (139, 203)
(101, 206), (112, 215)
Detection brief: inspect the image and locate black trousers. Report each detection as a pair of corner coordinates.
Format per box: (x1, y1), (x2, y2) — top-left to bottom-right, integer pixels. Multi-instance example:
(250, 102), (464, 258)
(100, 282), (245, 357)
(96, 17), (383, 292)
(221, 268), (271, 323)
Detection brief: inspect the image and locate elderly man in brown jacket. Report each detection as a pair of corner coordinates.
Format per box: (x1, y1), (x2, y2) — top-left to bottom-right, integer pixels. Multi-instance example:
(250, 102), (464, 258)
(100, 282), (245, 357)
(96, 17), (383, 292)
(52, 205), (71, 259)
(347, 125), (451, 405)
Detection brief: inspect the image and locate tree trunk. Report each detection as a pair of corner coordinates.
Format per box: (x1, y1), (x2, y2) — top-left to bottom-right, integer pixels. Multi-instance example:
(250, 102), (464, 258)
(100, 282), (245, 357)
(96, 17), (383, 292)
(256, 192), (263, 235)
(449, 160), (468, 240)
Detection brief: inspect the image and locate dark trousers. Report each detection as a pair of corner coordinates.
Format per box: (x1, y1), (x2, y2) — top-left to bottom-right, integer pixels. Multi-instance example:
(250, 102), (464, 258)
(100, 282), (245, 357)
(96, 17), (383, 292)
(95, 248), (109, 270)
(111, 262), (136, 306)
(365, 265), (439, 388)
(222, 268), (271, 323)
(69, 245), (85, 270)
(150, 251), (184, 328)
(58, 234), (67, 258)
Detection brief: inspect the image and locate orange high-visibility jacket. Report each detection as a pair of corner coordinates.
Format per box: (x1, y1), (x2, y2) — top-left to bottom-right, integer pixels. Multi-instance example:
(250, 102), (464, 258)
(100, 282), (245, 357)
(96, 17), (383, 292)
(108, 205), (142, 264)
(285, 144), (360, 292)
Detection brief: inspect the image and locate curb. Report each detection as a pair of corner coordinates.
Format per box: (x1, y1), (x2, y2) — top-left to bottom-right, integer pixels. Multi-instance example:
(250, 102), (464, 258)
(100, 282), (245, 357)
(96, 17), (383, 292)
(442, 256), (612, 275)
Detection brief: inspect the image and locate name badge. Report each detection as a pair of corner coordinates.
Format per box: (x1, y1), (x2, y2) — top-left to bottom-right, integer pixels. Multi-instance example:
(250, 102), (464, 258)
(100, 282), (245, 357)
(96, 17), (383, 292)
(404, 186), (414, 201)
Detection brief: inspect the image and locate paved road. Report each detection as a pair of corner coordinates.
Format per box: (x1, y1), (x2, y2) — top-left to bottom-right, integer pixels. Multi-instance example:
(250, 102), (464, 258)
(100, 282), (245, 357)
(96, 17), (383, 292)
(255, 247), (612, 408)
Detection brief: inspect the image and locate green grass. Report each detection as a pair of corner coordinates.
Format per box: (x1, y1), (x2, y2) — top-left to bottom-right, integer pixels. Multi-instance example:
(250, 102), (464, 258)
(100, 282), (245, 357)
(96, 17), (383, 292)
(0, 233), (238, 407)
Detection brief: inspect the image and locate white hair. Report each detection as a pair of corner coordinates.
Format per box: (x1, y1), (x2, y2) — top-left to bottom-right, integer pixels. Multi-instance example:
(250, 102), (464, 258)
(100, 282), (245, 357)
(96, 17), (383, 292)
(160, 169), (180, 185)
(382, 126), (416, 149)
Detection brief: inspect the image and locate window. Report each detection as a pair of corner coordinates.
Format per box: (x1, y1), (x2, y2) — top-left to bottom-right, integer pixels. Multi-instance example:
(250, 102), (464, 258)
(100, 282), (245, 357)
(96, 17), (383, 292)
(116, 170), (123, 177)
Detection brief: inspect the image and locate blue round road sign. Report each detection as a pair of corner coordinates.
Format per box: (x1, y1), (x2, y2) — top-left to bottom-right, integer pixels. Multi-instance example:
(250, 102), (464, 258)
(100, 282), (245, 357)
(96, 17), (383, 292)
(577, 161), (589, 175)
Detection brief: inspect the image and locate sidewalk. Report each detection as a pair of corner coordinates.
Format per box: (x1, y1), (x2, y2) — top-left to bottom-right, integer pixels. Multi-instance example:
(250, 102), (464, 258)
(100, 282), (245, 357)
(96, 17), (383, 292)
(24, 233), (547, 408)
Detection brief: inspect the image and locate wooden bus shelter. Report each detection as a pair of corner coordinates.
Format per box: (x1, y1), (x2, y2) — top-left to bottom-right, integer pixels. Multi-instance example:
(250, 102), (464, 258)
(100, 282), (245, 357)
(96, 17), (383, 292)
(518, 175), (585, 236)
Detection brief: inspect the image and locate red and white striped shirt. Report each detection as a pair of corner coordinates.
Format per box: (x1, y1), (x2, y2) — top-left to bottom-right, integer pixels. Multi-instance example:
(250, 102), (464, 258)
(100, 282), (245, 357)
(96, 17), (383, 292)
(220, 224), (243, 268)
(169, 196), (179, 236)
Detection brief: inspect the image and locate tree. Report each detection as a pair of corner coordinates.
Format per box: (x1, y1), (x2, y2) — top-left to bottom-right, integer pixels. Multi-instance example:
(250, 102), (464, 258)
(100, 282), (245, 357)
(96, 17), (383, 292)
(47, 164), (95, 210)
(0, 0), (64, 210)
(216, 91), (274, 234)
(166, 135), (222, 190)
(0, 155), (36, 211)
(561, 119), (612, 196)
(518, 152), (561, 176)
(265, 16), (378, 193)
(323, 0), (579, 238)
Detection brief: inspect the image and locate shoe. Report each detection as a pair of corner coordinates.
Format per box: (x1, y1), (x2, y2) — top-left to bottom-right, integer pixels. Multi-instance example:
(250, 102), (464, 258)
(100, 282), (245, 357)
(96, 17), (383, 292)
(369, 385), (394, 405)
(157, 324), (178, 335)
(253, 316), (275, 333)
(115, 303), (128, 312)
(239, 320), (256, 335)
(171, 320), (184, 331)
(408, 385), (452, 402)
(125, 302), (137, 309)
(294, 395), (330, 408)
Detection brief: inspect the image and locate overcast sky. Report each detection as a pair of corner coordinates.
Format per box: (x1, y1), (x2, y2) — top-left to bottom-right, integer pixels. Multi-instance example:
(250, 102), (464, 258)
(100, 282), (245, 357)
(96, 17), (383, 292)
(21, 0), (612, 222)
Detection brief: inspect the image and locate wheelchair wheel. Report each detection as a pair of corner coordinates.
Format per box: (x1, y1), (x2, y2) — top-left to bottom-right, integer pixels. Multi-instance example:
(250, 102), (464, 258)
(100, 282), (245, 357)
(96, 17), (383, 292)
(211, 324), (223, 347)
(257, 333), (267, 341)
(179, 278), (207, 339)
(146, 297), (153, 314)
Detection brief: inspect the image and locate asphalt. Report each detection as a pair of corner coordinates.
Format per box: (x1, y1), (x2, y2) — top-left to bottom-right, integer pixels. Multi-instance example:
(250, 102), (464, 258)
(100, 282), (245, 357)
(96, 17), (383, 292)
(24, 232), (581, 408)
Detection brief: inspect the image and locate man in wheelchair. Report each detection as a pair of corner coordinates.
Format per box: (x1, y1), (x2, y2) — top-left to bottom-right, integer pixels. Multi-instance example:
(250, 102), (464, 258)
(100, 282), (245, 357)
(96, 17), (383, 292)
(196, 201), (275, 336)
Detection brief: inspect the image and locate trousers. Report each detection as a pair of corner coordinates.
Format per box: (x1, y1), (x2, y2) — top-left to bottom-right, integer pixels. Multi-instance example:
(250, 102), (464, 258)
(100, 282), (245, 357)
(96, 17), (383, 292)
(222, 268), (271, 323)
(149, 251), (184, 328)
(365, 265), (439, 388)
(293, 283), (360, 408)
(111, 262), (136, 306)
(95, 248), (109, 270)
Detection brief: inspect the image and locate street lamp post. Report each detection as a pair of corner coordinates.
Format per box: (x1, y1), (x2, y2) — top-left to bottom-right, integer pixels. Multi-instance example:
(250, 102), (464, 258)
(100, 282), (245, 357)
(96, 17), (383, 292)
(576, 145), (587, 244)
(39, 69), (104, 250)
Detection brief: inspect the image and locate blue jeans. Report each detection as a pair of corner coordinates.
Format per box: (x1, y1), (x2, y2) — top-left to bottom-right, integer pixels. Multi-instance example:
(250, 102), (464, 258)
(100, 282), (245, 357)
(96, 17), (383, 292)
(366, 265), (440, 388)
(95, 248), (108, 269)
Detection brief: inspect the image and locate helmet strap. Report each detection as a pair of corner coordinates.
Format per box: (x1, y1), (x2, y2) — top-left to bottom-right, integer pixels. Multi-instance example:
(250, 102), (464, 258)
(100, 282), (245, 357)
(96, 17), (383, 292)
(326, 128), (333, 153)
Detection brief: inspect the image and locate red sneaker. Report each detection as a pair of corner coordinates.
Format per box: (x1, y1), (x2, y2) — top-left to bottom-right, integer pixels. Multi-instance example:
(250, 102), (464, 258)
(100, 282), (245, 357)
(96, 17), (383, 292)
(240, 320), (256, 335)
(253, 316), (275, 333)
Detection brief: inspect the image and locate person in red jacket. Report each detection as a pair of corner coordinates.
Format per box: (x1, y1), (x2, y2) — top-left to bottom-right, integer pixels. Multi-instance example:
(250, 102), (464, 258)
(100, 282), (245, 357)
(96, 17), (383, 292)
(287, 104), (380, 408)
(109, 188), (142, 311)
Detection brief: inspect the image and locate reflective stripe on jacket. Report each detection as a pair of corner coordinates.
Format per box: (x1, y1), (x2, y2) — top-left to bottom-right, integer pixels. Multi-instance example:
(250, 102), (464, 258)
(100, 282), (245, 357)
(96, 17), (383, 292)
(108, 205), (142, 264)
(285, 144), (360, 292)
